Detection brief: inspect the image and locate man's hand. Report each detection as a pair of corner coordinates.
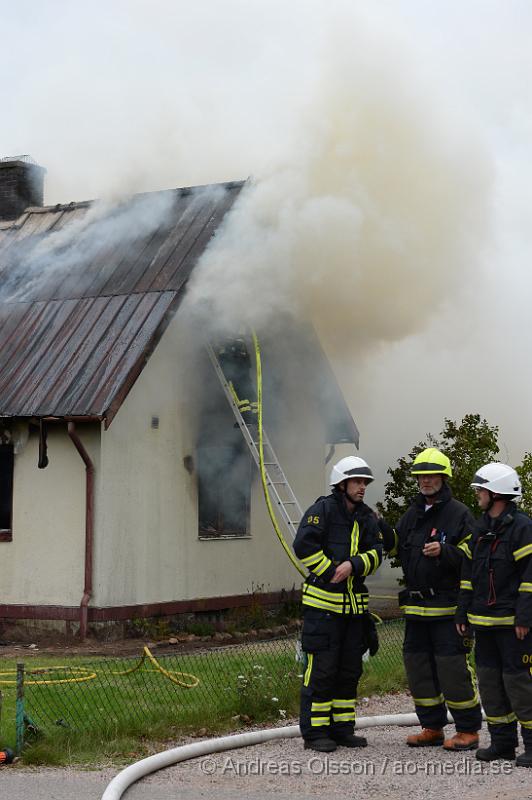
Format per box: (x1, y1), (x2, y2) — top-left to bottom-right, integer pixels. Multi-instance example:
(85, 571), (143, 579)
(516, 626), (530, 640)
(423, 542), (441, 558)
(456, 623), (468, 636)
(331, 561), (353, 583)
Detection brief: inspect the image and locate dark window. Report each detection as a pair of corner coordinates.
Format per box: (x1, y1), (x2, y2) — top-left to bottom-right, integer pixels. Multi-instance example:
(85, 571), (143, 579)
(198, 442), (252, 538)
(0, 444), (14, 541)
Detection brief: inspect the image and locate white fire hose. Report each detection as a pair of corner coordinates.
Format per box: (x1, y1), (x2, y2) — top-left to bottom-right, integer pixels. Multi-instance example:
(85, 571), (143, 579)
(101, 713), (425, 799)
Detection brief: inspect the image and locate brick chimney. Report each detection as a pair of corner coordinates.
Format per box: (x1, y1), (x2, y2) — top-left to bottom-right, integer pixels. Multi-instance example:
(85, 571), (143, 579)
(0, 155), (46, 221)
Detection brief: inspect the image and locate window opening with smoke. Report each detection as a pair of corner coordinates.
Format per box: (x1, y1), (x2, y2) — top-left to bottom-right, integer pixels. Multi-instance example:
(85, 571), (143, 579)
(197, 442), (251, 538)
(0, 443), (14, 541)
(197, 343), (252, 539)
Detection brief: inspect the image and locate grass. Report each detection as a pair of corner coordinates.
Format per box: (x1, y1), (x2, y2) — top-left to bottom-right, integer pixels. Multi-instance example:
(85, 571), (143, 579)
(0, 621), (406, 767)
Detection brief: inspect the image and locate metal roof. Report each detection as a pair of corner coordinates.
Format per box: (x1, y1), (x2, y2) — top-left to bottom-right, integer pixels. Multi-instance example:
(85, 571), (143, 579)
(0, 182), (243, 426)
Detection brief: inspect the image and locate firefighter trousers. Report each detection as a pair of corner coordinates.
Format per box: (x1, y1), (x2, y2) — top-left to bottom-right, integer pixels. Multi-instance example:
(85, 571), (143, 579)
(403, 618), (481, 732)
(300, 609), (364, 741)
(475, 628), (532, 751)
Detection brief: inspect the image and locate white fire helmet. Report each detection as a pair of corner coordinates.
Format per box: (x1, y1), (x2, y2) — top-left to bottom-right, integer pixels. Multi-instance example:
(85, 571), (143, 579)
(470, 462), (522, 501)
(330, 456), (374, 487)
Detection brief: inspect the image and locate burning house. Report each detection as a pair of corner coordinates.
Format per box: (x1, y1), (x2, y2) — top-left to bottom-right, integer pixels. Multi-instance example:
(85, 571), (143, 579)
(0, 156), (359, 638)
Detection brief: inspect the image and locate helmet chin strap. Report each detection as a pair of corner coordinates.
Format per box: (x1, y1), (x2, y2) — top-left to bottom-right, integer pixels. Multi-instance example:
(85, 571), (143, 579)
(338, 482), (358, 506)
(486, 491), (507, 513)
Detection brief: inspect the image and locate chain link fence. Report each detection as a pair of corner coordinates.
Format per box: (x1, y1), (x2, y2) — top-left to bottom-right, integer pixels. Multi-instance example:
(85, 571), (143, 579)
(14, 619), (404, 750)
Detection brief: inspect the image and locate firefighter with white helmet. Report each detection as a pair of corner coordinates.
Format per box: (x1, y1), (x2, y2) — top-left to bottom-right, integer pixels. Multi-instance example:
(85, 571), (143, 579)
(293, 455), (383, 752)
(380, 447), (482, 750)
(456, 463), (532, 767)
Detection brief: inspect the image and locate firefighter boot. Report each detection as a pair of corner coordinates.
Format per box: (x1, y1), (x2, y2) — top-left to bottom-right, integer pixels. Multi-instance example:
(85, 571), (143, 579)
(516, 750), (532, 768)
(406, 728), (444, 747)
(476, 744), (516, 762)
(443, 732), (479, 751)
(332, 733), (368, 748)
(304, 737), (337, 753)
(0, 748), (15, 765)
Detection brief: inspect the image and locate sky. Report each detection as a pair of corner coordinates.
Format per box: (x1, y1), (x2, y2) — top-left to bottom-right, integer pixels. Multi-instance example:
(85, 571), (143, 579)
(1, 0), (530, 499)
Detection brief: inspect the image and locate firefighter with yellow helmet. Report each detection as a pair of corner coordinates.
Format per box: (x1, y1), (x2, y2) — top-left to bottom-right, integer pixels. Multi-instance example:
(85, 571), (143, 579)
(293, 456), (383, 752)
(380, 447), (482, 750)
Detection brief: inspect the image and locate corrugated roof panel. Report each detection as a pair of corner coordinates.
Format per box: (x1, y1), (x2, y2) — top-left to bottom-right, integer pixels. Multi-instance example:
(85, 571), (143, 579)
(98, 221), (174, 297)
(78, 291), (176, 417)
(65, 293), (162, 415)
(29, 295), (129, 417)
(0, 214), (32, 262)
(0, 302), (53, 395)
(147, 188), (237, 293)
(47, 294), (144, 415)
(22, 297), (108, 415)
(0, 299), (80, 411)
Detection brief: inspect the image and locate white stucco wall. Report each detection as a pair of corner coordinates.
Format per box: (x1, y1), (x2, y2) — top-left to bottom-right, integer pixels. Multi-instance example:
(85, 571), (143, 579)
(94, 314), (328, 607)
(0, 424), (100, 606)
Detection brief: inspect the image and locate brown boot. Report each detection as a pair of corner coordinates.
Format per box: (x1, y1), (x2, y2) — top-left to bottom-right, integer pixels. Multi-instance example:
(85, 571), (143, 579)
(406, 728), (444, 747)
(443, 732), (479, 751)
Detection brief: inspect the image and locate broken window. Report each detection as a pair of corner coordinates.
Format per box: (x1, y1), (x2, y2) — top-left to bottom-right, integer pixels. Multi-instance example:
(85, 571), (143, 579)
(198, 442), (251, 538)
(195, 337), (254, 539)
(0, 443), (14, 541)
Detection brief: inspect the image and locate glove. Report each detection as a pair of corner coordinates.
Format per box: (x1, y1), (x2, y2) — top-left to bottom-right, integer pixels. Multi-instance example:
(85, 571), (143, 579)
(362, 612), (380, 657)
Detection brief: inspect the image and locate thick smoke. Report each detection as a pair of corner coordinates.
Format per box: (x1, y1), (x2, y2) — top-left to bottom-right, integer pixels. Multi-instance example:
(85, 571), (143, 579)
(0, 191), (176, 302)
(2, 0), (529, 477)
(185, 30), (491, 355)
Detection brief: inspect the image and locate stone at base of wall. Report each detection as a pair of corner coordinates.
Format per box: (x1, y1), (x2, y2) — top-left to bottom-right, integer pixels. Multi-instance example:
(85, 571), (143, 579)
(0, 588), (301, 643)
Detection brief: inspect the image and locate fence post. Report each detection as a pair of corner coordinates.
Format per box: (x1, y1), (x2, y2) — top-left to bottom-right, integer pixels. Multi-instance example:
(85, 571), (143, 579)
(16, 662), (25, 755)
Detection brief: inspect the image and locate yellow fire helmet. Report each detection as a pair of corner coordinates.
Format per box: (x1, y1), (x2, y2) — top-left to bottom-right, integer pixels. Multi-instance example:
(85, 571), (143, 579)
(411, 448), (452, 478)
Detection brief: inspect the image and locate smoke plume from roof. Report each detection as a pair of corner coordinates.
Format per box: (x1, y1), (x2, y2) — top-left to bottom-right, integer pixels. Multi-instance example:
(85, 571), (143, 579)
(1, 0), (530, 479)
(185, 30), (491, 353)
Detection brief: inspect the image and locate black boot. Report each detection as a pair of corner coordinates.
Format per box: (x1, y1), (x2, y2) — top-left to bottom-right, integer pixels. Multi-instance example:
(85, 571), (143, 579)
(304, 737), (337, 753)
(476, 744), (516, 762)
(516, 750), (532, 768)
(332, 733), (368, 748)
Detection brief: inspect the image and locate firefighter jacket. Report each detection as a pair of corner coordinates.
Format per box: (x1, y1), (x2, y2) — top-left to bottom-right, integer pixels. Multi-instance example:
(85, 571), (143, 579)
(293, 490), (383, 615)
(456, 503), (532, 629)
(381, 483), (474, 619)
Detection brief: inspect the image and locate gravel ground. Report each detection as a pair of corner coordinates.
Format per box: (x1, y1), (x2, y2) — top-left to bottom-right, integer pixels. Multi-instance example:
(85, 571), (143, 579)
(4, 693), (532, 800)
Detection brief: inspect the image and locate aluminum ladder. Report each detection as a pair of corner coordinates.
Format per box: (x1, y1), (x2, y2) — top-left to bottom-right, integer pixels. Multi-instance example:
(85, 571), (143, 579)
(206, 341), (303, 541)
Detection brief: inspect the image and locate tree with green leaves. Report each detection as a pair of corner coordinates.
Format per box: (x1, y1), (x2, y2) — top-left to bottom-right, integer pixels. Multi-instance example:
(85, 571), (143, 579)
(516, 452), (532, 517)
(378, 414), (500, 525)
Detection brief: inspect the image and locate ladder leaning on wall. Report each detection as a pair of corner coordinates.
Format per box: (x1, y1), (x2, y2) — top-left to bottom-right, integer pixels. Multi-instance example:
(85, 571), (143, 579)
(205, 340), (304, 543)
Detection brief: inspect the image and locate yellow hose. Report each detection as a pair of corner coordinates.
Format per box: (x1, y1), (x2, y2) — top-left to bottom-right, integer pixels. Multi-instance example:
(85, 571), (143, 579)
(0, 667), (97, 686)
(252, 332), (306, 578)
(112, 646), (199, 688)
(0, 647), (199, 687)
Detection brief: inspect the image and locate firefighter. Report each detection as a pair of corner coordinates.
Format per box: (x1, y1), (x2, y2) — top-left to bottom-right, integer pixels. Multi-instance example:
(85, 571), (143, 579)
(217, 337), (258, 423)
(294, 456), (383, 753)
(456, 463), (532, 767)
(380, 448), (482, 750)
